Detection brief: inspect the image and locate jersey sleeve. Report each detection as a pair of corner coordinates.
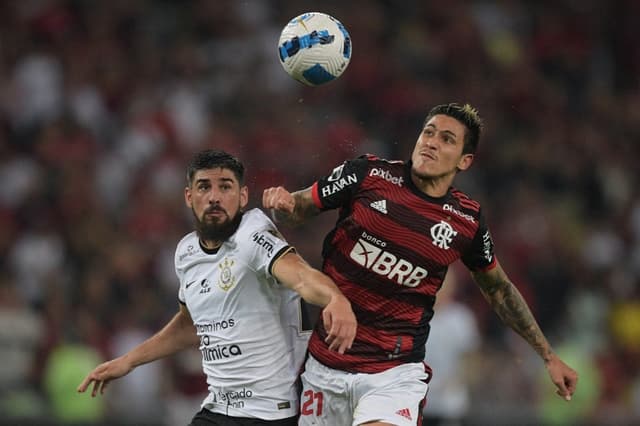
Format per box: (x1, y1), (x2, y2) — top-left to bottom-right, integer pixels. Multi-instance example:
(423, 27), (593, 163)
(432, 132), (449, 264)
(461, 210), (497, 271)
(243, 210), (294, 279)
(310, 155), (370, 210)
(174, 241), (187, 305)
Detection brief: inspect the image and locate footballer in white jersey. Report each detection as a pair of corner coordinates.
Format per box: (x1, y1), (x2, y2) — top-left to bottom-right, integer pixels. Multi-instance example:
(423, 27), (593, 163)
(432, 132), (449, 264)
(175, 208), (310, 419)
(78, 150), (356, 426)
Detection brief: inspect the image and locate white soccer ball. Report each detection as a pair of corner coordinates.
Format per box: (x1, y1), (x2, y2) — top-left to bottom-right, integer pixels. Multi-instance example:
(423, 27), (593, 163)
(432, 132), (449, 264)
(277, 12), (352, 86)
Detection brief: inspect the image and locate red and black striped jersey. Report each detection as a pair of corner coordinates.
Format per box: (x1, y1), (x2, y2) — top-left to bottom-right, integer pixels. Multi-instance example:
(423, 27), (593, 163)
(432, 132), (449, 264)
(308, 154), (496, 373)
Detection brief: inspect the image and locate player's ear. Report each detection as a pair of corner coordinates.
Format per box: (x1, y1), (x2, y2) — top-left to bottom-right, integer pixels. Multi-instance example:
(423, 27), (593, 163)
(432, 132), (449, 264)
(240, 186), (249, 209)
(457, 153), (474, 171)
(185, 186), (193, 208)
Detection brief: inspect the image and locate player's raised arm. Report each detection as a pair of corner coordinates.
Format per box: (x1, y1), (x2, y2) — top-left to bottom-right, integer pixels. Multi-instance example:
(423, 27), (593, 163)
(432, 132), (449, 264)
(470, 261), (578, 401)
(77, 304), (198, 397)
(271, 251), (356, 354)
(263, 186), (320, 227)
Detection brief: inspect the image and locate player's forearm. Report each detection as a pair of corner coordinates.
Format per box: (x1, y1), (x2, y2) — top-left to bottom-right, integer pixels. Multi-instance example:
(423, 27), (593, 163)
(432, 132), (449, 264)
(291, 268), (343, 308)
(274, 190), (319, 227)
(123, 311), (199, 368)
(473, 267), (554, 361)
(487, 282), (553, 360)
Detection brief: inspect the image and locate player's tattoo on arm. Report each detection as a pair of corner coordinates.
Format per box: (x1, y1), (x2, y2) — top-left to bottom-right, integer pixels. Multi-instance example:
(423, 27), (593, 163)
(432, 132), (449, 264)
(274, 189), (320, 227)
(472, 266), (554, 362)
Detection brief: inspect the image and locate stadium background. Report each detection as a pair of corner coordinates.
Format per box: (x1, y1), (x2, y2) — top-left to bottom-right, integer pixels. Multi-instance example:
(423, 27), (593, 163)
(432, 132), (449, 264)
(1, 0), (639, 425)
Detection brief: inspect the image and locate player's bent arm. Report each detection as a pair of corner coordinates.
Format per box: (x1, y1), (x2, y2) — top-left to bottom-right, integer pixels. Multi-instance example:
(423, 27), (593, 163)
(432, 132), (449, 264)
(263, 186), (321, 227)
(77, 304), (199, 396)
(272, 251), (356, 353)
(470, 262), (554, 361)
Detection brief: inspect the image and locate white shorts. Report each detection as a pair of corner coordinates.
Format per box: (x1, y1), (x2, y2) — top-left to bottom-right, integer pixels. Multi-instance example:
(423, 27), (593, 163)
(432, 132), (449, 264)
(299, 354), (429, 426)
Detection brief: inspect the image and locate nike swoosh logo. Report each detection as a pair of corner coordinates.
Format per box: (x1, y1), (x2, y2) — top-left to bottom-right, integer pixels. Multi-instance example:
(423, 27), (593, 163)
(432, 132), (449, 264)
(185, 280), (196, 289)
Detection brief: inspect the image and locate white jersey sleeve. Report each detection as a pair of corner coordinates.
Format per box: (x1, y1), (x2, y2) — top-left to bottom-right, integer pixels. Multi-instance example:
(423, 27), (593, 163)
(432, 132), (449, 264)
(232, 209), (294, 279)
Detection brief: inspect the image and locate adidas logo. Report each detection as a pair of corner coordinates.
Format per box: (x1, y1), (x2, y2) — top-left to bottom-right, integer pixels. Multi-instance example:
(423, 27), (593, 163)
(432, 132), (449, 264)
(395, 408), (412, 420)
(370, 199), (387, 214)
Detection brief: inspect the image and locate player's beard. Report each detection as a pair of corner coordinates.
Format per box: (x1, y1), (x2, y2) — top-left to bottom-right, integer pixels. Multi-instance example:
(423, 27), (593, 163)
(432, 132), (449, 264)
(193, 206), (243, 244)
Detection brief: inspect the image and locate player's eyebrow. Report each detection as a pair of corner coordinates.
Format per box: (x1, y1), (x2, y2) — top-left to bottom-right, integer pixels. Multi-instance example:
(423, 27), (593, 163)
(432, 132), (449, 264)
(425, 123), (458, 140)
(195, 176), (235, 184)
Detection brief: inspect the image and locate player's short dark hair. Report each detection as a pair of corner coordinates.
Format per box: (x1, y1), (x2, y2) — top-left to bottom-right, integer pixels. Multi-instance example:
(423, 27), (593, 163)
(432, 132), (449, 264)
(424, 103), (483, 154)
(187, 150), (245, 185)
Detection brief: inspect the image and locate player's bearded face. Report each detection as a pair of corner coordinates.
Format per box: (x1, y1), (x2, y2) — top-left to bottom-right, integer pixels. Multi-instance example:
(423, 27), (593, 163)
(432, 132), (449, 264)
(186, 168), (248, 244)
(193, 203), (243, 242)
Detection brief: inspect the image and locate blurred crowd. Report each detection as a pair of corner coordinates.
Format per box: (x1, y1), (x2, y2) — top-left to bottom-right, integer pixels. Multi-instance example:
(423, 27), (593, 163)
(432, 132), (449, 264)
(1, 0), (639, 425)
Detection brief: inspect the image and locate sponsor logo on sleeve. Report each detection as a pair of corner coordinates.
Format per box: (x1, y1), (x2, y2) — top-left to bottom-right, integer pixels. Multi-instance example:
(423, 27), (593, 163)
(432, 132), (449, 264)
(251, 232), (275, 257)
(321, 172), (358, 197)
(482, 230), (494, 263)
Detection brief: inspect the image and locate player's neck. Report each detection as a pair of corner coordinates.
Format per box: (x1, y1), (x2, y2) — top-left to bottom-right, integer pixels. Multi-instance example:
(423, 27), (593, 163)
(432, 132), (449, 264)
(410, 172), (454, 198)
(200, 239), (222, 251)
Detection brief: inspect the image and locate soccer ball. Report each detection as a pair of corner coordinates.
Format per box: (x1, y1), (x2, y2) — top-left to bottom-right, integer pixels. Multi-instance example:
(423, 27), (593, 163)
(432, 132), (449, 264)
(277, 12), (352, 86)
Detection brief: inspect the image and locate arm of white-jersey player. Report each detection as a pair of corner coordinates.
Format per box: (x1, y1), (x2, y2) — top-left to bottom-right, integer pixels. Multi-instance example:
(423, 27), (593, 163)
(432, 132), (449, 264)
(77, 304), (199, 397)
(272, 251), (356, 354)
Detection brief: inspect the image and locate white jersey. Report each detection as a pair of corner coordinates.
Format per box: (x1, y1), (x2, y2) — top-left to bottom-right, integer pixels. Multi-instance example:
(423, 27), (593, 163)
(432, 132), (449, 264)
(175, 208), (311, 419)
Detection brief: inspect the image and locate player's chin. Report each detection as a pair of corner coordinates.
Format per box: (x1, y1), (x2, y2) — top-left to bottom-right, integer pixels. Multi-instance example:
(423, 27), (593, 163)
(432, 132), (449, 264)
(411, 167), (436, 181)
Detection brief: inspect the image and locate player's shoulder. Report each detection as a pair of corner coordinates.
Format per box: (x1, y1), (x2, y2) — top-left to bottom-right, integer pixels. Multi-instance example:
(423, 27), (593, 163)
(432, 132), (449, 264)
(175, 231), (199, 265)
(357, 153), (405, 167)
(448, 187), (482, 213)
(232, 208), (290, 263)
(350, 154), (405, 179)
(236, 208), (275, 235)
(231, 208), (284, 245)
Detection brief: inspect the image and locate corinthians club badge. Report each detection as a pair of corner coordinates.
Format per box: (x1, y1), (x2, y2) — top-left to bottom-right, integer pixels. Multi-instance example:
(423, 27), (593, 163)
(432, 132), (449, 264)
(218, 258), (236, 291)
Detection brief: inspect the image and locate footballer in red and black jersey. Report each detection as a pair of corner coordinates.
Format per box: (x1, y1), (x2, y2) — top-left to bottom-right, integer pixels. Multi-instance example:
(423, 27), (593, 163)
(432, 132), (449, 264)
(308, 154), (496, 374)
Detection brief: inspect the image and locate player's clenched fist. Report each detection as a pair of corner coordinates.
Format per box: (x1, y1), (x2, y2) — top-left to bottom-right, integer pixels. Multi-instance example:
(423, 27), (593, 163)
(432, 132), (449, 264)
(263, 186), (295, 213)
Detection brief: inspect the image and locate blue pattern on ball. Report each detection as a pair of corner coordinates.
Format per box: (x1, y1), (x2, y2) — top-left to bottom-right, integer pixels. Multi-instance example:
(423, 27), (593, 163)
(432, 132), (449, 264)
(302, 64), (336, 85)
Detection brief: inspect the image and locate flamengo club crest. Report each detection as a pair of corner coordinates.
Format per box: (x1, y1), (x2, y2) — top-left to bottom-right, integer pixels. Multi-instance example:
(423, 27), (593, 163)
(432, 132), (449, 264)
(218, 258), (236, 291)
(430, 220), (457, 249)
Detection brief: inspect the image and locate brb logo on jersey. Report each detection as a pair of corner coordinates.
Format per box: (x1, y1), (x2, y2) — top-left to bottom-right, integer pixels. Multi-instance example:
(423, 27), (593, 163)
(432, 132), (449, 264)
(430, 221), (457, 249)
(349, 232), (428, 287)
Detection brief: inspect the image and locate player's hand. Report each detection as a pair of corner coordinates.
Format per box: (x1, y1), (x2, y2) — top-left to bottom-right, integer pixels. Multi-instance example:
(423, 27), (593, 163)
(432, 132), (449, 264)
(77, 356), (134, 397)
(545, 354), (578, 401)
(263, 186), (295, 214)
(322, 295), (357, 354)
